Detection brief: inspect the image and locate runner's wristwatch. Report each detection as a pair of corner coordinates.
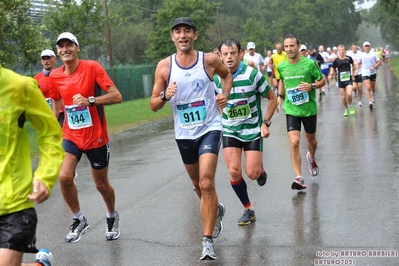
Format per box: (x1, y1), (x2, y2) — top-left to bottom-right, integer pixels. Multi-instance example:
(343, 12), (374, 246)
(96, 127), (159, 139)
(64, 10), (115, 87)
(263, 119), (271, 127)
(160, 90), (169, 101)
(88, 96), (96, 106)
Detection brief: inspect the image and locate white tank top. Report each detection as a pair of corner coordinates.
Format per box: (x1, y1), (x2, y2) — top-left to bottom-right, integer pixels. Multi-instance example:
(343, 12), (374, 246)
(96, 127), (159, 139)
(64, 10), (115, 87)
(168, 51), (222, 139)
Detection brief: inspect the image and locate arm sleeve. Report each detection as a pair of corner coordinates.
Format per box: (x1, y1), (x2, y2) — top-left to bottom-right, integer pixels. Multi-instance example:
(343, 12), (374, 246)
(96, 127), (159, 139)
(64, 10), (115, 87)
(25, 78), (64, 195)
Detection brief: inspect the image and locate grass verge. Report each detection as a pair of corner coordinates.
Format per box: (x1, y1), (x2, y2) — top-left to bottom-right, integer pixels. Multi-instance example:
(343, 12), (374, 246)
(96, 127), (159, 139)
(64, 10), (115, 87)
(28, 97), (172, 157)
(389, 56), (399, 79)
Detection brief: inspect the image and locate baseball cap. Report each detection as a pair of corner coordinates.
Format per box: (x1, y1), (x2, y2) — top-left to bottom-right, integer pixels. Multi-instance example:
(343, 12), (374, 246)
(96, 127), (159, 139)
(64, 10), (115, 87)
(40, 49), (56, 58)
(363, 41), (371, 46)
(247, 42), (256, 49)
(333, 46), (338, 50)
(308, 45), (315, 50)
(327, 47), (331, 52)
(171, 17), (196, 31)
(56, 32), (79, 46)
(300, 44), (307, 51)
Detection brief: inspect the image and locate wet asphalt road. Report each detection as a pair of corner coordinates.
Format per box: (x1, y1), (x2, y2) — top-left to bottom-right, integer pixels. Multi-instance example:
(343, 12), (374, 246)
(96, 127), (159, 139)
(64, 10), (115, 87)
(26, 65), (399, 265)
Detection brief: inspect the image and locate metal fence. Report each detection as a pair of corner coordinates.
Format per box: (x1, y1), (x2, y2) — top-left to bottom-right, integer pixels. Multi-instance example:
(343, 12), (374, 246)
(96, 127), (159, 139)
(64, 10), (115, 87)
(24, 62), (156, 101)
(107, 63), (156, 101)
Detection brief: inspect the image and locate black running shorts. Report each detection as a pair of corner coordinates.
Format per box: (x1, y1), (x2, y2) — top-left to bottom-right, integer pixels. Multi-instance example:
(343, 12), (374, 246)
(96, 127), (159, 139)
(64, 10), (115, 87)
(0, 208), (38, 253)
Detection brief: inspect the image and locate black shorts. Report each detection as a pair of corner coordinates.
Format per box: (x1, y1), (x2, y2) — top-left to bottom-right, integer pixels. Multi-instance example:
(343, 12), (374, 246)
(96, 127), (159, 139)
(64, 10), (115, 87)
(222, 136), (263, 152)
(267, 71), (272, 77)
(176, 130), (222, 165)
(353, 75), (362, 83)
(286, 114), (317, 134)
(63, 140), (110, 170)
(362, 74), (377, 82)
(0, 208), (38, 253)
(58, 112), (65, 127)
(338, 80), (353, 89)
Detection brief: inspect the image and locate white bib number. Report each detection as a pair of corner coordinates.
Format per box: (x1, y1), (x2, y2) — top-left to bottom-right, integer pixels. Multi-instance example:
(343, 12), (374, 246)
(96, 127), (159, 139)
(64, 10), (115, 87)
(340, 71), (351, 81)
(177, 99), (207, 129)
(65, 105), (93, 129)
(286, 87), (309, 105)
(225, 98), (251, 123)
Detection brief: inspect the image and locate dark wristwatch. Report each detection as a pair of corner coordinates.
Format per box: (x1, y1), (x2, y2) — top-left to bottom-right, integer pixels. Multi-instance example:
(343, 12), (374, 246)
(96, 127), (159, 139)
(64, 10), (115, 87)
(263, 119), (271, 127)
(311, 83), (316, 90)
(88, 96), (96, 106)
(160, 90), (169, 101)
(277, 93), (284, 99)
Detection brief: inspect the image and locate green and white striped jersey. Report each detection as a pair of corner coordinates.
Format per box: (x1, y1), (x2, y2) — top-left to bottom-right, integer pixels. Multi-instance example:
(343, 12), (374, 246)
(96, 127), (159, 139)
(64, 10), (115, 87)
(214, 62), (270, 142)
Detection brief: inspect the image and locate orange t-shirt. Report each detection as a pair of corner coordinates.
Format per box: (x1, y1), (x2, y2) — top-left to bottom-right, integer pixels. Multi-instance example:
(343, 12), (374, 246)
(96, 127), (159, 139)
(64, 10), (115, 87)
(34, 72), (64, 112)
(50, 60), (114, 150)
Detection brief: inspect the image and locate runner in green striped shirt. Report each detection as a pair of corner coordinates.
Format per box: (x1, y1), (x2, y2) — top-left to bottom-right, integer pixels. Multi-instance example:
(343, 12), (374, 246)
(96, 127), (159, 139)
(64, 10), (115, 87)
(214, 38), (277, 226)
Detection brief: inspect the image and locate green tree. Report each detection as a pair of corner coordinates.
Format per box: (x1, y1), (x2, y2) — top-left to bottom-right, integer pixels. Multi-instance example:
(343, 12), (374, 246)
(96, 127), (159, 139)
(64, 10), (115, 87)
(108, 0), (158, 64)
(43, 0), (107, 59)
(0, 0), (50, 69)
(368, 0), (399, 49)
(145, 0), (219, 61)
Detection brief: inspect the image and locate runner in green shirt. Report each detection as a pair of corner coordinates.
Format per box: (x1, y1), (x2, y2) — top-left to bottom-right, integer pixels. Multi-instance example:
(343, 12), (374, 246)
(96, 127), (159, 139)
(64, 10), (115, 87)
(214, 38), (276, 225)
(277, 34), (325, 190)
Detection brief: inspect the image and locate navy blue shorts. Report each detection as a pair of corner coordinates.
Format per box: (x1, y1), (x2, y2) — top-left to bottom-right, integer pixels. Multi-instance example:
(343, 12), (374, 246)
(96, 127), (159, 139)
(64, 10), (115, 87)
(176, 130), (222, 165)
(222, 136), (263, 152)
(0, 208), (38, 253)
(63, 140), (110, 170)
(338, 80), (353, 89)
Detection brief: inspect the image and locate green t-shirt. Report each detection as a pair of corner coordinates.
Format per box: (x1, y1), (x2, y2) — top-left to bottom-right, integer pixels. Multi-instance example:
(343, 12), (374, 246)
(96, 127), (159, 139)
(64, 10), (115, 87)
(278, 56), (323, 117)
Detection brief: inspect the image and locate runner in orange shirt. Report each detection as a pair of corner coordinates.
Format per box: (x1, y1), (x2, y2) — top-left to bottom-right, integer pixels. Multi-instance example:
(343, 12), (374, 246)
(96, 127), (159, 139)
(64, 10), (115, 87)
(34, 49), (65, 126)
(50, 32), (122, 243)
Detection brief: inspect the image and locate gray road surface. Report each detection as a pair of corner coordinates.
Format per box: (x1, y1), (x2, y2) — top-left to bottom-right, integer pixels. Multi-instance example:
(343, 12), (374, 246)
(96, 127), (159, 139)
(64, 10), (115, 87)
(26, 65), (399, 265)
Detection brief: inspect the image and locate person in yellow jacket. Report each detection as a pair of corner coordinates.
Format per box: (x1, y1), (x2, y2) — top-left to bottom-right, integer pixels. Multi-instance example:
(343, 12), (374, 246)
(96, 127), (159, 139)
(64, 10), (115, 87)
(0, 65), (64, 266)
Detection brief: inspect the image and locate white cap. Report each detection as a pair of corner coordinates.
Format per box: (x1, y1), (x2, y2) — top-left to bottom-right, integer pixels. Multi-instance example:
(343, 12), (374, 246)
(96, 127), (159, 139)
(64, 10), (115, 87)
(40, 49), (56, 58)
(272, 49), (277, 54)
(300, 44), (307, 51)
(247, 42), (256, 49)
(56, 32), (79, 46)
(327, 47), (331, 52)
(333, 46), (338, 50)
(363, 41), (371, 46)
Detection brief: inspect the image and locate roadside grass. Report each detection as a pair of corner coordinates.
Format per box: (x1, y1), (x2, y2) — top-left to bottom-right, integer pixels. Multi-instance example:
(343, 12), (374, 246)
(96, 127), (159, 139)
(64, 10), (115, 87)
(27, 97), (172, 157)
(389, 56), (399, 79)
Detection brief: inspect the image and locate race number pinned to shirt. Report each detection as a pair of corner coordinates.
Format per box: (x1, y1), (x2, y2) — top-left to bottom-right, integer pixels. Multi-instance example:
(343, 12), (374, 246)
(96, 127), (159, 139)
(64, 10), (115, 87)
(340, 71), (351, 81)
(46, 98), (52, 109)
(177, 98), (207, 129)
(225, 98), (251, 123)
(286, 87), (309, 105)
(65, 105), (93, 129)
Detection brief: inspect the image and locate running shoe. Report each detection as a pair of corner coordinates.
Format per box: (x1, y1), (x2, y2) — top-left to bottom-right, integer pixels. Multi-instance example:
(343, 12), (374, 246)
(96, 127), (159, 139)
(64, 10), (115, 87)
(106, 211), (120, 240)
(321, 89), (326, 95)
(358, 101), (363, 107)
(306, 151), (319, 176)
(212, 203), (225, 238)
(349, 106), (355, 115)
(200, 237), (217, 260)
(257, 165), (267, 186)
(35, 248), (54, 266)
(353, 90), (357, 98)
(369, 102), (373, 110)
(319, 92), (323, 102)
(371, 92), (375, 102)
(65, 217), (90, 243)
(291, 176), (306, 190)
(343, 109), (349, 117)
(238, 209), (256, 226)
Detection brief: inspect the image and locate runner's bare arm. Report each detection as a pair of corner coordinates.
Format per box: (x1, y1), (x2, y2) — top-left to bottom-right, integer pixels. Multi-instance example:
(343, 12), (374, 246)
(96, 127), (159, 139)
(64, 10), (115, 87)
(206, 53), (232, 109)
(150, 58), (170, 112)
